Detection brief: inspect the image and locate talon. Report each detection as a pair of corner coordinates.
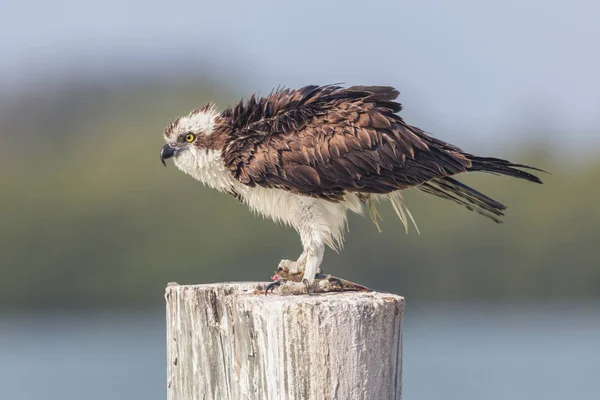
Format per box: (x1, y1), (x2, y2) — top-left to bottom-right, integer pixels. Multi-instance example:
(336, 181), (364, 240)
(302, 278), (311, 295)
(265, 280), (283, 296)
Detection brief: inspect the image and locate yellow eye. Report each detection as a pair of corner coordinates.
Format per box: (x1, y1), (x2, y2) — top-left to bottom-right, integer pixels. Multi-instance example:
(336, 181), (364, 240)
(185, 133), (196, 143)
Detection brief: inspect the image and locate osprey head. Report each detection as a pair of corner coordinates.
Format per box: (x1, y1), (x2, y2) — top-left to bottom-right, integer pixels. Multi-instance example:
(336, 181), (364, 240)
(160, 103), (219, 166)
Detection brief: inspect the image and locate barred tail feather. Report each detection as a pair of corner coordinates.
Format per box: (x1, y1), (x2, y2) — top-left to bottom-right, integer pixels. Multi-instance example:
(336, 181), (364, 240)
(467, 155), (545, 184)
(416, 155), (546, 223)
(419, 177), (506, 223)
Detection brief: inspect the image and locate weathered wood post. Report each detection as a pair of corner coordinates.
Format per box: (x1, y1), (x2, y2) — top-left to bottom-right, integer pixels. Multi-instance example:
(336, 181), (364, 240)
(165, 282), (404, 400)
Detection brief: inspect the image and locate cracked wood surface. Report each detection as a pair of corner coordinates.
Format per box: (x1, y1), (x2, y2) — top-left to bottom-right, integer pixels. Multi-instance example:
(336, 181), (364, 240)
(166, 282), (404, 400)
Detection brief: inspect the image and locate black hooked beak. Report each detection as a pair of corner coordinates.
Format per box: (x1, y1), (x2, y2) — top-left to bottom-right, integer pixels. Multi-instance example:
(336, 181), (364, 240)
(160, 144), (177, 167)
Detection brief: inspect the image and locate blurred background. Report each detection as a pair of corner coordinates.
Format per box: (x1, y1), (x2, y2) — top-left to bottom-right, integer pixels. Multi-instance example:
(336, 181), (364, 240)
(1, 1), (599, 399)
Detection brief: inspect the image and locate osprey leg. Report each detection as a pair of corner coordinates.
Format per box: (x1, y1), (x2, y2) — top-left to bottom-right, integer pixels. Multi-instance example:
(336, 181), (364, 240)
(277, 200), (330, 285)
(300, 243), (324, 285)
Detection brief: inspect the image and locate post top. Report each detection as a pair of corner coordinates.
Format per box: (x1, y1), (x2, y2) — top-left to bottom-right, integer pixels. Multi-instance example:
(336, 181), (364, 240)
(165, 281), (404, 307)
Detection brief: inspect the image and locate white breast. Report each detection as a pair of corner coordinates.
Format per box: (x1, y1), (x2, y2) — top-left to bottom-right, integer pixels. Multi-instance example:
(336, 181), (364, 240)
(174, 148), (238, 193)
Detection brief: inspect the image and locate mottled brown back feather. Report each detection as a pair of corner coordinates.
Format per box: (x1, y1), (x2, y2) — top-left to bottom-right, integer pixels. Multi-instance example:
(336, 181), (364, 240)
(218, 85), (543, 214)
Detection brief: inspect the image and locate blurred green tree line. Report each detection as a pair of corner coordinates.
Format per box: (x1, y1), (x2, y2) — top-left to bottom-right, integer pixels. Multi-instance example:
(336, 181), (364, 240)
(0, 79), (598, 311)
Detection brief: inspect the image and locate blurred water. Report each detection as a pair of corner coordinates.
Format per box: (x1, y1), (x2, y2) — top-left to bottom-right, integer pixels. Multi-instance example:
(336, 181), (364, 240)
(0, 303), (598, 400)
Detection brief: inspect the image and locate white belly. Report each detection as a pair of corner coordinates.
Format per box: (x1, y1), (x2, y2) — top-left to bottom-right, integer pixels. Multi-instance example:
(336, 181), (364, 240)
(237, 184), (364, 251)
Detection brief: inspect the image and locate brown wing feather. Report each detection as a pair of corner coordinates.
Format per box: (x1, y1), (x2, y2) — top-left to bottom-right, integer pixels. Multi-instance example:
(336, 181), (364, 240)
(221, 85), (474, 201)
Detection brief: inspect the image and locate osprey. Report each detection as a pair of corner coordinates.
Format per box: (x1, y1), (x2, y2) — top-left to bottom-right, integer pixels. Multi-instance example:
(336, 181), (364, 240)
(160, 85), (543, 292)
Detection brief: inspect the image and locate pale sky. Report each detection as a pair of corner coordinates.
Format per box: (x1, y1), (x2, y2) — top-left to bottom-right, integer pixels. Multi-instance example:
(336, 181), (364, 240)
(2, 0), (598, 152)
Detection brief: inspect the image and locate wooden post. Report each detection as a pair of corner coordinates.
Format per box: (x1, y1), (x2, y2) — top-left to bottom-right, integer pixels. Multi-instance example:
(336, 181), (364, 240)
(165, 282), (404, 400)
